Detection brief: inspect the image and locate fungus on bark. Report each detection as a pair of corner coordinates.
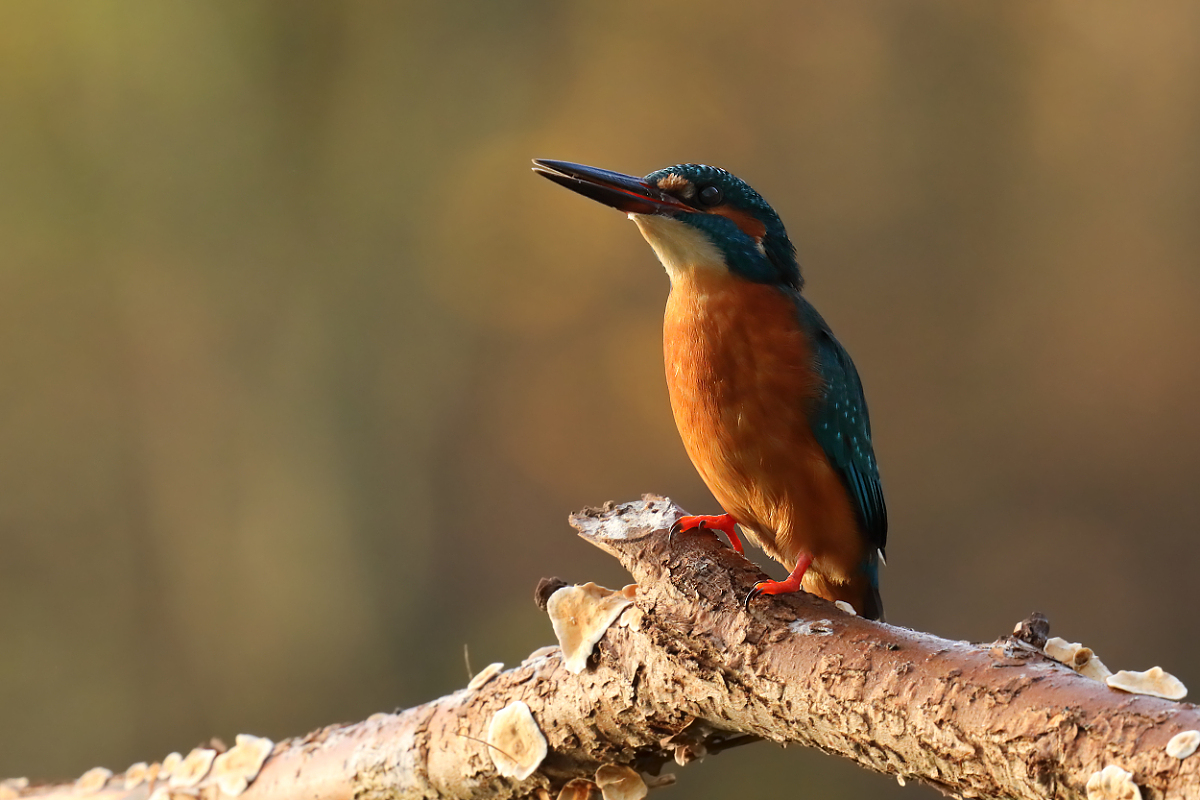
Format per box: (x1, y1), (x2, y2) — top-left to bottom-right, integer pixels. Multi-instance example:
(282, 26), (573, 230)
(557, 778), (599, 800)
(467, 662), (504, 691)
(1106, 666), (1187, 701)
(672, 742), (706, 766)
(158, 752), (182, 779)
(546, 582), (636, 674)
(122, 763), (150, 790)
(487, 700), (548, 780)
(74, 768), (111, 795)
(594, 765), (647, 800)
(169, 748), (217, 789)
(1043, 637), (1112, 681)
(0, 779), (28, 800)
(1085, 764), (1141, 799)
(1166, 730), (1200, 760)
(211, 735), (274, 796)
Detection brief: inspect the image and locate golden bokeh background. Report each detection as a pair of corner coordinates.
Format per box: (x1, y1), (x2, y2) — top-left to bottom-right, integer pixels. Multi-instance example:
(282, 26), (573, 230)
(3, 3), (1200, 798)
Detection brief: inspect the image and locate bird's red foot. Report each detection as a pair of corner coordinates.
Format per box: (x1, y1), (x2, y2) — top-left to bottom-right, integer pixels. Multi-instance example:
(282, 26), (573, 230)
(744, 553), (814, 609)
(668, 513), (744, 554)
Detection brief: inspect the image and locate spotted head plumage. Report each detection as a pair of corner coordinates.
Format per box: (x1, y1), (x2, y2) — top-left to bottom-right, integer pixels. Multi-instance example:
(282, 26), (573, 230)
(642, 164), (801, 289)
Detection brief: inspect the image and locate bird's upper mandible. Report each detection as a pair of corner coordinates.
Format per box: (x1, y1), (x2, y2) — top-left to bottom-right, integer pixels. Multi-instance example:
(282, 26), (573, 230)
(532, 159), (802, 288)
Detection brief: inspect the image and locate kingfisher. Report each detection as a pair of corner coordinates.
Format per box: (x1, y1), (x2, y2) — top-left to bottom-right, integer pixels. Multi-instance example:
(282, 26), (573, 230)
(533, 159), (887, 620)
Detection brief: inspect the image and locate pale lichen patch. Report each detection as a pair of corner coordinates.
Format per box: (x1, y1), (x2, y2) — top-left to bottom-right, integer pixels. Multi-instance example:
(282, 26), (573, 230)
(1166, 730), (1200, 759)
(789, 619), (833, 636)
(570, 498), (676, 542)
(467, 662), (504, 691)
(1106, 666), (1187, 700)
(211, 734), (274, 796)
(169, 748), (217, 789)
(547, 582), (635, 674)
(147, 786), (170, 800)
(1085, 764), (1141, 800)
(487, 700), (547, 781)
(594, 765), (647, 800)
(75, 767), (112, 795)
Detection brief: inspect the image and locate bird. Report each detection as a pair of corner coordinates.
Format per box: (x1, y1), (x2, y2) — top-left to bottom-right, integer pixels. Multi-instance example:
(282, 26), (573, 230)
(532, 159), (887, 620)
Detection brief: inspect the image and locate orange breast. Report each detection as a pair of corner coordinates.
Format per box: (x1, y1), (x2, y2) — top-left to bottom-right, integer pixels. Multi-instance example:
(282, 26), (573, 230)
(663, 271), (866, 586)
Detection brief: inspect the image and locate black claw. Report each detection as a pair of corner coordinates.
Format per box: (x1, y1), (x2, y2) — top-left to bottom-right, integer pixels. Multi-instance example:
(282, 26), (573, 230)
(668, 518), (707, 542)
(743, 583), (764, 610)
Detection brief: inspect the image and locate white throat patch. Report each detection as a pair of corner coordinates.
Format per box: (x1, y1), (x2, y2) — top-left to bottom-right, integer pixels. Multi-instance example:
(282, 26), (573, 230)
(630, 214), (726, 281)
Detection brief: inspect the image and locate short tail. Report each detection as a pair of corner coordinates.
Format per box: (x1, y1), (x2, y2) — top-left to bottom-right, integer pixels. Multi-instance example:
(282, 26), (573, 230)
(803, 562), (885, 621)
(859, 581), (885, 622)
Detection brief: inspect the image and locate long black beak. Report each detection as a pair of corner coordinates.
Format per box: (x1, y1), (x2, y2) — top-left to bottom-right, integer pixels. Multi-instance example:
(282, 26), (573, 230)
(532, 159), (691, 215)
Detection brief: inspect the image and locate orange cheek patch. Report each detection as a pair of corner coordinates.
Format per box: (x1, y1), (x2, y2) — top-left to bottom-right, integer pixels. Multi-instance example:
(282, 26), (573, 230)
(711, 207), (767, 240)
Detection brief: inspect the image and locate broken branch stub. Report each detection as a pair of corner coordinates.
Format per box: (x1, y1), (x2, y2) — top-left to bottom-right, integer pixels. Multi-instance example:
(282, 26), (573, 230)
(565, 496), (1200, 800)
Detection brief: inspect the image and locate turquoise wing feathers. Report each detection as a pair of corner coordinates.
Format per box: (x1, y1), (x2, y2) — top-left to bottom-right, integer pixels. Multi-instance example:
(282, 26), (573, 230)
(797, 297), (888, 558)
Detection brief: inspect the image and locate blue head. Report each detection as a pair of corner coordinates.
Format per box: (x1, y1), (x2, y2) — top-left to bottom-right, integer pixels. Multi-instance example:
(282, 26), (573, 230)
(533, 160), (802, 290)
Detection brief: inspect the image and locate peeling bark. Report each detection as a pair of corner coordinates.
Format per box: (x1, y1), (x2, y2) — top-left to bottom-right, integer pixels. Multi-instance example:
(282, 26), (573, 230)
(5, 496), (1199, 800)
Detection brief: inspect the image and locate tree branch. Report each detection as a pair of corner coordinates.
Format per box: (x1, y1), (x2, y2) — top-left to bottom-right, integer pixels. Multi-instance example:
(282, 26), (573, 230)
(6, 496), (1199, 800)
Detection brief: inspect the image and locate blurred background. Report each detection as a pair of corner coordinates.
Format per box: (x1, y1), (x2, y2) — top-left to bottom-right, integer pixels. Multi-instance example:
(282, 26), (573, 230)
(2, 2), (1199, 798)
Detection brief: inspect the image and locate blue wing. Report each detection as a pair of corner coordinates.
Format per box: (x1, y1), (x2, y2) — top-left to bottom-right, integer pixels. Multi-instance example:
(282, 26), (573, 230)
(795, 297), (888, 557)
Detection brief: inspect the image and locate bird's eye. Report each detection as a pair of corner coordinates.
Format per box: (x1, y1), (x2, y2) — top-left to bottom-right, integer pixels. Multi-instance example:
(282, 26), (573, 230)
(698, 185), (723, 206)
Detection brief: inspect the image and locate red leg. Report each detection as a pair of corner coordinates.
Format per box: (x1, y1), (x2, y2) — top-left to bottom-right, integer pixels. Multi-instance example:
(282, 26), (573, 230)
(744, 552), (814, 608)
(669, 513), (744, 554)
